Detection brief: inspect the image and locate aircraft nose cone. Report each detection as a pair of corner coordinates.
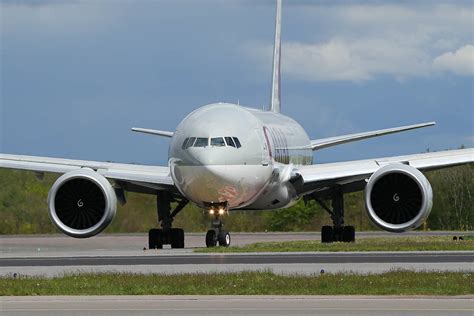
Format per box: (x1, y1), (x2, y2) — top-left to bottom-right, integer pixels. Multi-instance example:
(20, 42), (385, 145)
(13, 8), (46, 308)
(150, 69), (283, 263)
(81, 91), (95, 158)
(170, 158), (272, 209)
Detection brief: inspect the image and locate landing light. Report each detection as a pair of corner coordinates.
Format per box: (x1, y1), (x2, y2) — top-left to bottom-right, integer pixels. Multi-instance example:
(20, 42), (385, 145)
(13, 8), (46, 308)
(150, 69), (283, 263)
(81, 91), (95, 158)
(209, 209), (215, 215)
(218, 208), (225, 215)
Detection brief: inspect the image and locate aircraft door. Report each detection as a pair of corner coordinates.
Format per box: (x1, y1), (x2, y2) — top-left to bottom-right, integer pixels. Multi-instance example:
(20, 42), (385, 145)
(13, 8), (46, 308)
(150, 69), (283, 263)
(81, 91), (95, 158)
(261, 126), (274, 166)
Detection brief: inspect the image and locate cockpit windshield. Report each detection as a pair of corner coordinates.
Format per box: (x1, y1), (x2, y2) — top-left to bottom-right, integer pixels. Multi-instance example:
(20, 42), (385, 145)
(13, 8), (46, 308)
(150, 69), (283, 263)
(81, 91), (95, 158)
(194, 137), (209, 147)
(225, 137), (235, 148)
(182, 136), (241, 149)
(211, 137), (225, 147)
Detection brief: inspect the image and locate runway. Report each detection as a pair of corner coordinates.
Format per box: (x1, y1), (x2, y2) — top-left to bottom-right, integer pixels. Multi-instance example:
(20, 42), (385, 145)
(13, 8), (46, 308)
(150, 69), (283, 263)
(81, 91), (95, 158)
(2, 251), (473, 266)
(1, 232), (473, 277)
(1, 231), (470, 258)
(2, 295), (473, 316)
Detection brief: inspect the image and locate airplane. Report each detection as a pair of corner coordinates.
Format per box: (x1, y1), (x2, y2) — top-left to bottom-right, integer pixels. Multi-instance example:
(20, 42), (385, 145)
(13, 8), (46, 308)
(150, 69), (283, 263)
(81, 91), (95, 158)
(1, 0), (472, 248)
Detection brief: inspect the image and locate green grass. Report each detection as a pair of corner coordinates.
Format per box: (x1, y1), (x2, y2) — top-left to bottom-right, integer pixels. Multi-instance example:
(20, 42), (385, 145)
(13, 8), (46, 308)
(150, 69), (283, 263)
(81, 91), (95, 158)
(195, 236), (474, 253)
(1, 270), (472, 296)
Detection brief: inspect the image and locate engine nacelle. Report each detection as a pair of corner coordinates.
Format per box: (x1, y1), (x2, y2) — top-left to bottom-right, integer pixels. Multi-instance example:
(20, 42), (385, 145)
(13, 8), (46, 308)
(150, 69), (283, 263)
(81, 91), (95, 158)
(47, 169), (117, 238)
(364, 164), (433, 232)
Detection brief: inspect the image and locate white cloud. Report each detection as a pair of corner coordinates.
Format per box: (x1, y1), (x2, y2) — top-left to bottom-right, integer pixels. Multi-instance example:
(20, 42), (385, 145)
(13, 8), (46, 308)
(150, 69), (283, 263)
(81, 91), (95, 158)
(282, 38), (433, 82)
(283, 40), (369, 81)
(433, 45), (474, 75)
(244, 3), (474, 82)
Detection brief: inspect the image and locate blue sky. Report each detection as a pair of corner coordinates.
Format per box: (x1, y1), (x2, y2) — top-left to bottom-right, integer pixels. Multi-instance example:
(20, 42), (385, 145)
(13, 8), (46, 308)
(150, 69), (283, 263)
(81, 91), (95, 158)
(1, 0), (473, 165)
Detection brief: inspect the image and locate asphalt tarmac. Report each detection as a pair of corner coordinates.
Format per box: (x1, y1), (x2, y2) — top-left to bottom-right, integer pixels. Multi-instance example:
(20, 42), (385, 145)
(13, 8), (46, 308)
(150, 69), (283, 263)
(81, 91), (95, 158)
(2, 231), (470, 258)
(1, 295), (473, 316)
(1, 232), (472, 276)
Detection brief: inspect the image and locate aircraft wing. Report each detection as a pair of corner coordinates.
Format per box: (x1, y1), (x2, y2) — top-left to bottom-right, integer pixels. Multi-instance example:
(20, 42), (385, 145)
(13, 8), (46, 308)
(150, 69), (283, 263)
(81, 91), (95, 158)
(297, 148), (473, 196)
(310, 122), (435, 150)
(0, 153), (174, 191)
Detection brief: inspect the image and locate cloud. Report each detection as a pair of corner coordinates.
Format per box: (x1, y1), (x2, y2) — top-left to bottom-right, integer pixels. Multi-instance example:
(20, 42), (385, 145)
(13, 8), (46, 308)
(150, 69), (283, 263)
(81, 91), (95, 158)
(433, 45), (474, 76)
(243, 3), (473, 82)
(283, 40), (369, 81)
(282, 38), (434, 82)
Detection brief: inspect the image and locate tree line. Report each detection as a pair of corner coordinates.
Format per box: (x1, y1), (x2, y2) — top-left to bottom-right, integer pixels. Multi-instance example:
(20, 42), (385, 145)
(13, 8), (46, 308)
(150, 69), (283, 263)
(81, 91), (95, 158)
(0, 163), (472, 234)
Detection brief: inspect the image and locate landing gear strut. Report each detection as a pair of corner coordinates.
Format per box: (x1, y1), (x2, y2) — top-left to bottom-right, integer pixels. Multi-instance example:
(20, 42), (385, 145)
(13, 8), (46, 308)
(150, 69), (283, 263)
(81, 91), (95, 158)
(315, 187), (355, 243)
(148, 192), (188, 249)
(205, 203), (231, 248)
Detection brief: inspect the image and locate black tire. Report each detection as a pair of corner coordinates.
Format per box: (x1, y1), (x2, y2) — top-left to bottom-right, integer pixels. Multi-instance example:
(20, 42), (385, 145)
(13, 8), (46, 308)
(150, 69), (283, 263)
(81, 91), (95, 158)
(148, 228), (163, 249)
(170, 228), (185, 248)
(343, 226), (355, 243)
(206, 229), (217, 247)
(218, 230), (231, 247)
(321, 226), (333, 243)
(333, 227), (344, 242)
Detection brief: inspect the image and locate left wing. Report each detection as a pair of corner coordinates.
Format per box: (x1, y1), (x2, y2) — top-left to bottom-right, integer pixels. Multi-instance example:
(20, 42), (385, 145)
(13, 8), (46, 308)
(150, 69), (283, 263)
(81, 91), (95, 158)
(310, 122), (435, 150)
(297, 148), (473, 196)
(0, 153), (173, 191)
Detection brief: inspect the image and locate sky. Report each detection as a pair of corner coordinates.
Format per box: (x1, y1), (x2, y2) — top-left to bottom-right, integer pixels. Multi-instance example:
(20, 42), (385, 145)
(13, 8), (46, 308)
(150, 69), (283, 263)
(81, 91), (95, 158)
(1, 0), (473, 165)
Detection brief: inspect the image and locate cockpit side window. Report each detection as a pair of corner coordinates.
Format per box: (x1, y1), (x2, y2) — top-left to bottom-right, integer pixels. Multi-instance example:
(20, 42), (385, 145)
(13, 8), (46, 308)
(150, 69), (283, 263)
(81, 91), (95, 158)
(233, 137), (241, 148)
(194, 137), (208, 147)
(185, 137), (196, 149)
(211, 137), (225, 147)
(182, 138), (189, 149)
(225, 137), (236, 148)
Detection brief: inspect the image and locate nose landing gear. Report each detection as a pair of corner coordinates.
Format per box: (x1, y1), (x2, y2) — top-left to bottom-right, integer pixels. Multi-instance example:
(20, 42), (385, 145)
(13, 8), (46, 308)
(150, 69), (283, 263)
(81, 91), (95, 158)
(205, 202), (231, 247)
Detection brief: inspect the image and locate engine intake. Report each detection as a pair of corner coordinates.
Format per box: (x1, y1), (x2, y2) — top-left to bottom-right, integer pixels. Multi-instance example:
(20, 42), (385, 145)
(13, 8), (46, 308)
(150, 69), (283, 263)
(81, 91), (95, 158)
(364, 164), (432, 232)
(48, 169), (117, 238)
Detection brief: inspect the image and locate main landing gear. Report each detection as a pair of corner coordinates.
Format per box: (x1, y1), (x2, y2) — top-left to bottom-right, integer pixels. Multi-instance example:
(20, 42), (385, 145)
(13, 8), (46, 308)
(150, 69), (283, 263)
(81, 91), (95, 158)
(315, 187), (355, 243)
(205, 203), (231, 248)
(148, 192), (188, 249)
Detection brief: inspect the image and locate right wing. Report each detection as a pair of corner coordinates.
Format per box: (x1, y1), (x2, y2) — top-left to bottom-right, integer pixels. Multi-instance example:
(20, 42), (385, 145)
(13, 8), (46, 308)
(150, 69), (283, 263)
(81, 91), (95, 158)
(0, 153), (174, 192)
(297, 148), (473, 196)
(131, 127), (174, 137)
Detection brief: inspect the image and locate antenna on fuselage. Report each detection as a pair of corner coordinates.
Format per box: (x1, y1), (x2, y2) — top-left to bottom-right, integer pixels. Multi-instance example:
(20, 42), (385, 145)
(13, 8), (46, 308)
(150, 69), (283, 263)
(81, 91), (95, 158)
(269, 0), (282, 113)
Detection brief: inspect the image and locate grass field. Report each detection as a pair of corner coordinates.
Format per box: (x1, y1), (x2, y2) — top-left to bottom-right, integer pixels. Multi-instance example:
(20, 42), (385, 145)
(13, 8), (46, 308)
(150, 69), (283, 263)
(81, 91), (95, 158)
(1, 270), (472, 296)
(195, 236), (474, 253)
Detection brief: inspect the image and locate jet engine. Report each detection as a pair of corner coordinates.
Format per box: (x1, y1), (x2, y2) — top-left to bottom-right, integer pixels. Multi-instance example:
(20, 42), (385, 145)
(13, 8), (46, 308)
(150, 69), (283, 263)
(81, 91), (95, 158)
(47, 169), (117, 238)
(364, 164), (433, 232)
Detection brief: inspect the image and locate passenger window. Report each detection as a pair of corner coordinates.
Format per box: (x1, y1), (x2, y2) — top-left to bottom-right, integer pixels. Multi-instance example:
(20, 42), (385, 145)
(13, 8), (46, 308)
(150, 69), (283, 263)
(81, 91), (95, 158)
(233, 137), (241, 148)
(211, 137), (225, 147)
(194, 137), (208, 147)
(185, 137), (196, 149)
(182, 138), (189, 149)
(225, 137), (236, 148)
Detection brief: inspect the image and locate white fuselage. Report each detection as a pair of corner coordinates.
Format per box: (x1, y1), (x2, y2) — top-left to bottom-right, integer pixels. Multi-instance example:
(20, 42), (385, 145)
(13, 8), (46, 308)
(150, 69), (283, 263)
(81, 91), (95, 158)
(169, 103), (312, 210)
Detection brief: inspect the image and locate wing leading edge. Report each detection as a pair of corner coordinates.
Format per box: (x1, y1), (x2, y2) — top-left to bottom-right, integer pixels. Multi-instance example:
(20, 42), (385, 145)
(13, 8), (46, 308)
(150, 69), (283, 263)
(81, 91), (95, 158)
(0, 153), (173, 190)
(310, 122), (435, 151)
(131, 127), (174, 137)
(297, 148), (473, 196)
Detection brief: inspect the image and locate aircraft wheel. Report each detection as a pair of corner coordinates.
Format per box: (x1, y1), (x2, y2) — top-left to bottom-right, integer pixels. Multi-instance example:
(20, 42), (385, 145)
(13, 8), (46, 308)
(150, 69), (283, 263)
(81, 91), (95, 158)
(148, 228), (163, 249)
(206, 229), (217, 247)
(321, 226), (333, 243)
(343, 226), (355, 242)
(218, 230), (231, 247)
(170, 228), (185, 248)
